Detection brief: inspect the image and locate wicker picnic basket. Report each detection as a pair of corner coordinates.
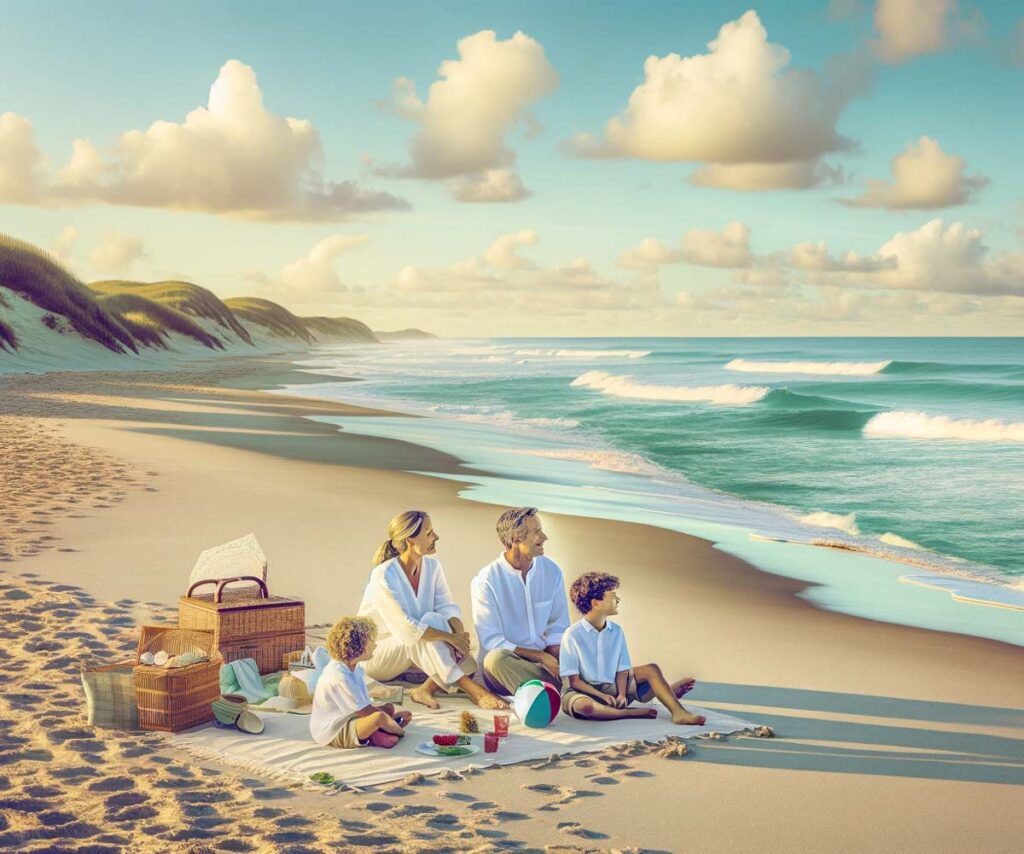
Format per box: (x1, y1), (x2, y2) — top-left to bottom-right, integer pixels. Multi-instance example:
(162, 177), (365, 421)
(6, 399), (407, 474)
(81, 660), (138, 729)
(178, 576), (305, 675)
(134, 626), (222, 732)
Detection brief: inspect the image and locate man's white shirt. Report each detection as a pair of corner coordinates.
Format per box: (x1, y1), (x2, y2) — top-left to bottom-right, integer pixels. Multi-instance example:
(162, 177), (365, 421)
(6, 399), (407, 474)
(471, 553), (570, 660)
(559, 618), (632, 685)
(309, 660), (371, 745)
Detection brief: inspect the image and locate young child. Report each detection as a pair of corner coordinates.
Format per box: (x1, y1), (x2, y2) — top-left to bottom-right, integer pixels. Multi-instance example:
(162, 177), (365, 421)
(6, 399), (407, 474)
(310, 616), (412, 749)
(560, 572), (706, 726)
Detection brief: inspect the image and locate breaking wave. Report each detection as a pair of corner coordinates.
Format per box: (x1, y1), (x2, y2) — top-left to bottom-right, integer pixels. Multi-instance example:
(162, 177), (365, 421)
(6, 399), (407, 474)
(726, 358), (892, 376)
(799, 510), (861, 536)
(571, 371), (769, 405)
(864, 411), (1024, 442)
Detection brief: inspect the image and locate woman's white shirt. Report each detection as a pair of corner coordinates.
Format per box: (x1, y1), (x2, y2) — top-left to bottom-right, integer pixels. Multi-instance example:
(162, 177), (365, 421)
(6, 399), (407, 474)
(357, 556), (461, 646)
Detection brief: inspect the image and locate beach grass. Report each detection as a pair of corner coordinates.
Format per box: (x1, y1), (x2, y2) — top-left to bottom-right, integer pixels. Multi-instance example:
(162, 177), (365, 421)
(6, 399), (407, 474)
(96, 292), (225, 350)
(224, 296), (314, 343)
(0, 234), (139, 354)
(300, 315), (378, 342)
(89, 279), (253, 344)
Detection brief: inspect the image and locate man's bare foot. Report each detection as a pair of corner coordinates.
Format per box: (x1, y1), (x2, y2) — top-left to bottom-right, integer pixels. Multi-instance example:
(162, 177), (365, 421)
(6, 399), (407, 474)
(673, 678), (696, 698)
(409, 685), (441, 709)
(473, 690), (509, 710)
(672, 710), (706, 726)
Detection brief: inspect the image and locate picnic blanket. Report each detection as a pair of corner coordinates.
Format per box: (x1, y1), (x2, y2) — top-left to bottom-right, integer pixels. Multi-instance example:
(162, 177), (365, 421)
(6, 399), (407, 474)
(170, 697), (755, 789)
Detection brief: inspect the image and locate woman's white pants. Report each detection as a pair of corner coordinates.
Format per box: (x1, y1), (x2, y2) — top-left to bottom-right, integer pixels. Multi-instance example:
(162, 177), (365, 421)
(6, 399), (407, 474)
(363, 611), (473, 688)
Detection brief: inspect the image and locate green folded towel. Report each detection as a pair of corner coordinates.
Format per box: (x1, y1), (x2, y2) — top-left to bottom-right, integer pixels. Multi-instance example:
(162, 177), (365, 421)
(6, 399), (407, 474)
(219, 658), (282, 704)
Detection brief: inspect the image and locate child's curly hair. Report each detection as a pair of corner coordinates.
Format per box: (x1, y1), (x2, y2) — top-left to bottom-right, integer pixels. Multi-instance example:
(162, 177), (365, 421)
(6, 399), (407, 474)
(326, 616), (378, 662)
(569, 571), (620, 614)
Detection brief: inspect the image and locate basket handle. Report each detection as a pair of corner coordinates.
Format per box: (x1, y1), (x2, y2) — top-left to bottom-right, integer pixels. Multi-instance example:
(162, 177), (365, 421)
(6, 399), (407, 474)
(186, 576), (269, 602)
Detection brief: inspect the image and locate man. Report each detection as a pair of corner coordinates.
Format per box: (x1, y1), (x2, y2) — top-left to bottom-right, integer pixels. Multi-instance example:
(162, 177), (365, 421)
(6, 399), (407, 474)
(471, 507), (570, 695)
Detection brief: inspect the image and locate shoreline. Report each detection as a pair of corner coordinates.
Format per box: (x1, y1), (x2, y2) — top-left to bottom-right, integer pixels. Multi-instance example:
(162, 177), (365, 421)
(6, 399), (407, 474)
(1, 356), (1023, 853)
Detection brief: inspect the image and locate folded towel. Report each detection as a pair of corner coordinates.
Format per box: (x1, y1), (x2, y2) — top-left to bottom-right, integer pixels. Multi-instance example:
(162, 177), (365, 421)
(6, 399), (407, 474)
(220, 658), (275, 704)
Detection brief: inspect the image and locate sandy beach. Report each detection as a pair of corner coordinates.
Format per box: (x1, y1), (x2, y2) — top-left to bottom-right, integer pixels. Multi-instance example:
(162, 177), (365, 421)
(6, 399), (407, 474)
(1, 358), (1022, 854)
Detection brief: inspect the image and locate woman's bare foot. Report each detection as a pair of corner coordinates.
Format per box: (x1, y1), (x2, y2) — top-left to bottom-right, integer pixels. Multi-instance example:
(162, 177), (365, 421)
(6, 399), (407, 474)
(409, 685), (441, 709)
(672, 710), (706, 726)
(673, 678), (696, 698)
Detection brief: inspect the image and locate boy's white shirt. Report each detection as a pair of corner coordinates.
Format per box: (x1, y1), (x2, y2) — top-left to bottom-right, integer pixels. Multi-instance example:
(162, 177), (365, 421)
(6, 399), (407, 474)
(471, 553), (571, 660)
(309, 660), (372, 746)
(358, 555), (461, 646)
(559, 618), (632, 686)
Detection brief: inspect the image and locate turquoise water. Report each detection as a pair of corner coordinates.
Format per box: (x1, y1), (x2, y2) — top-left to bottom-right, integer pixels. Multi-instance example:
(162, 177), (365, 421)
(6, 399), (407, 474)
(278, 337), (1024, 643)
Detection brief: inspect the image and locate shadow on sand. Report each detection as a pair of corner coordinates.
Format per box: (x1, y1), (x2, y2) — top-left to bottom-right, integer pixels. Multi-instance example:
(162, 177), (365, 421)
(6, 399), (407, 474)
(686, 682), (1024, 786)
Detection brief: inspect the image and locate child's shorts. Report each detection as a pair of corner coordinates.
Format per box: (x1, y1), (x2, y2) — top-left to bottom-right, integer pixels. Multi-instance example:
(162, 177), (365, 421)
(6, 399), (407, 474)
(560, 671), (655, 718)
(328, 716), (368, 749)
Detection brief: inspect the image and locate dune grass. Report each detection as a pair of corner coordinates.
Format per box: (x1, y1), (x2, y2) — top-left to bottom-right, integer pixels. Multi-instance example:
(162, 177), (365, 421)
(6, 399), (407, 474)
(95, 293), (225, 350)
(0, 314), (16, 351)
(224, 297), (314, 343)
(0, 234), (138, 354)
(90, 280), (253, 344)
(300, 316), (378, 342)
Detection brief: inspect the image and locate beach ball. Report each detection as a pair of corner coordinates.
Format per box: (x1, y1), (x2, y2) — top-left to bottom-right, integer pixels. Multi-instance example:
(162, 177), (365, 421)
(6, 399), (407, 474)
(512, 679), (560, 728)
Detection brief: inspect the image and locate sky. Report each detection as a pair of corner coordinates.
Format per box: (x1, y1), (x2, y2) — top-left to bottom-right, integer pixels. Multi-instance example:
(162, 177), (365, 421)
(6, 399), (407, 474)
(2, 0), (1023, 336)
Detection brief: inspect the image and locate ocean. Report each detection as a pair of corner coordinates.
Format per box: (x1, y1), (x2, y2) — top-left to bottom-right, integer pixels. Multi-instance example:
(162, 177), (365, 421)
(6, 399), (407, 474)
(277, 337), (1024, 645)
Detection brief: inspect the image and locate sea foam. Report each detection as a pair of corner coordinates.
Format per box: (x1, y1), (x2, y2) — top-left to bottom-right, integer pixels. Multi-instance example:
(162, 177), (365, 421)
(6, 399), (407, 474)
(571, 371), (769, 405)
(726, 358), (892, 376)
(799, 510), (861, 536)
(516, 348), (651, 359)
(864, 411), (1024, 442)
(513, 447), (672, 479)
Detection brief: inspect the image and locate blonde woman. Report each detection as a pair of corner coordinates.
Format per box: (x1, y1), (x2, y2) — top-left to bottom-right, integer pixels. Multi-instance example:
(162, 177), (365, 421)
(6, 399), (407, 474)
(358, 511), (508, 710)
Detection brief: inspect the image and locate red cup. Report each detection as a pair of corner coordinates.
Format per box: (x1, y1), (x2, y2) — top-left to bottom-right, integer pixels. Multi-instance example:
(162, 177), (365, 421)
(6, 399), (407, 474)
(484, 732), (499, 753)
(493, 713), (509, 737)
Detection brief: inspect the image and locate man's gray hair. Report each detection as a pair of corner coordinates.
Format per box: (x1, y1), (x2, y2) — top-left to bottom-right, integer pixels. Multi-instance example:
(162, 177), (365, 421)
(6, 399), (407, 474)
(496, 506), (539, 549)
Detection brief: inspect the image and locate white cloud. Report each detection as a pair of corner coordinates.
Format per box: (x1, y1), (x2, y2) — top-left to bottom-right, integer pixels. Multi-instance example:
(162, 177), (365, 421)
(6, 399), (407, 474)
(448, 168), (530, 203)
(790, 240), (894, 272)
(278, 234), (370, 294)
(379, 31), (557, 202)
(682, 222), (753, 268)
(88, 232), (147, 275)
(872, 0), (961, 63)
(0, 112), (44, 202)
(843, 136), (987, 209)
(52, 226), (79, 262)
(389, 230), (663, 315)
(617, 222), (752, 269)
(793, 219), (1024, 296)
(482, 230), (538, 270)
(566, 11), (862, 190)
(690, 160), (844, 191)
(4, 61), (407, 221)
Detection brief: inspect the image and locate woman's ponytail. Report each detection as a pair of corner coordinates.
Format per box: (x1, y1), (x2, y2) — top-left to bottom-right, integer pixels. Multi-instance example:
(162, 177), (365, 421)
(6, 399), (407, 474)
(372, 510), (427, 567)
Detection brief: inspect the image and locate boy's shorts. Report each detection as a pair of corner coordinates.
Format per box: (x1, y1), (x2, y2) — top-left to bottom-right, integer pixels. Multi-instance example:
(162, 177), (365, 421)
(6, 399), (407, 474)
(561, 671), (655, 718)
(328, 715), (368, 749)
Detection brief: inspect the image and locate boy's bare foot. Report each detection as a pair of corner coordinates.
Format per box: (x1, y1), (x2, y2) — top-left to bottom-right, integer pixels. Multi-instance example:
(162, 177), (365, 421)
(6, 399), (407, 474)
(672, 710), (706, 726)
(368, 731), (400, 749)
(625, 707), (658, 719)
(409, 685), (441, 709)
(672, 678), (696, 698)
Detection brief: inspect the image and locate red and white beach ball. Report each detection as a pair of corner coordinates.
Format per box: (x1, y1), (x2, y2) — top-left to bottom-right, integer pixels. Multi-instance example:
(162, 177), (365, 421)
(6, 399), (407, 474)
(512, 679), (560, 728)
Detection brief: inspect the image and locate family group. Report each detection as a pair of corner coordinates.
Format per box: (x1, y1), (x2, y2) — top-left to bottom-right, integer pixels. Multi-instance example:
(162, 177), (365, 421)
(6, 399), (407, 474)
(310, 507), (705, 749)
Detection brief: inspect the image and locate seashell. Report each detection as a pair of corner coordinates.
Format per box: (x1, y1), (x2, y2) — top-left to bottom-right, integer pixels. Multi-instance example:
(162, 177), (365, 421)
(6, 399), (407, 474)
(167, 651), (208, 668)
(140, 651), (155, 665)
(153, 650), (169, 666)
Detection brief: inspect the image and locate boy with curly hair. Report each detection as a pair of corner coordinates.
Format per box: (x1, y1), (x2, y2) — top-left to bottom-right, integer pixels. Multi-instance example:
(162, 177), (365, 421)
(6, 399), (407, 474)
(560, 572), (705, 726)
(310, 616), (412, 749)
